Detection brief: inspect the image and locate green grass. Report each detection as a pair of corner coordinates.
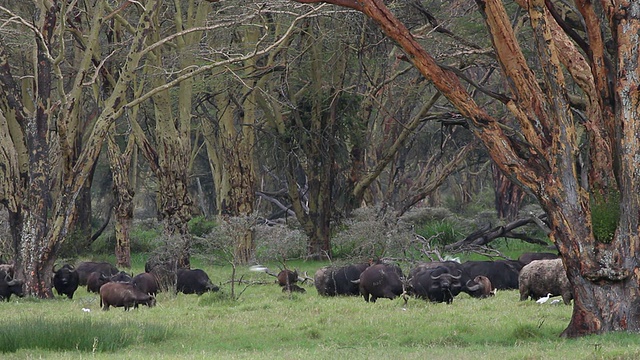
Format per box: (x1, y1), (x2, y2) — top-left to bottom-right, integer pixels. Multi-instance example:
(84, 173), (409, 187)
(1, 260), (638, 359)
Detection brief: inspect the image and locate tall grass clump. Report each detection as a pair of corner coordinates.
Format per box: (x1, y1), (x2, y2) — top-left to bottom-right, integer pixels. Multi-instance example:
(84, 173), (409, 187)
(415, 220), (464, 247)
(0, 317), (171, 353)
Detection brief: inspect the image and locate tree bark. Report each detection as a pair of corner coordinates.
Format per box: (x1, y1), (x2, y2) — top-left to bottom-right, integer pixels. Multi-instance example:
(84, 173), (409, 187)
(290, 0), (640, 337)
(107, 131), (134, 268)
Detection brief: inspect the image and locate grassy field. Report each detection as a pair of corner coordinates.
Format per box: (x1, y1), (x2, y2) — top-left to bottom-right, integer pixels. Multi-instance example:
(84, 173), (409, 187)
(1, 260), (639, 360)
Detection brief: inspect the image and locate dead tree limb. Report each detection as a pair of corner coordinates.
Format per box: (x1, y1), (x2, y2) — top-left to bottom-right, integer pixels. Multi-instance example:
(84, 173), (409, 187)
(444, 213), (549, 252)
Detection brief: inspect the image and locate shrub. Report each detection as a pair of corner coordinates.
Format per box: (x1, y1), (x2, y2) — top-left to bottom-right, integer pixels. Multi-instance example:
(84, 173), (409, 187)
(189, 216), (217, 237)
(415, 220), (464, 247)
(331, 207), (414, 260)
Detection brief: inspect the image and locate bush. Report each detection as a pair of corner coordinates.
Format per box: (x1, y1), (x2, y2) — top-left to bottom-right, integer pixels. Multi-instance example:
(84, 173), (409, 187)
(331, 207), (414, 260)
(189, 216), (217, 237)
(91, 226), (160, 255)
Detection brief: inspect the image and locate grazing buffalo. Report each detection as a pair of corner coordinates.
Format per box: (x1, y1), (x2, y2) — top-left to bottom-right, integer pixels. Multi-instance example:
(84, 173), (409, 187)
(177, 269), (219, 295)
(409, 266), (464, 304)
(86, 272), (111, 293)
(460, 260), (522, 290)
(100, 282), (156, 311)
(518, 252), (559, 266)
(110, 271), (133, 283)
(0, 274), (24, 301)
(314, 263), (369, 296)
(277, 269), (298, 287)
(132, 273), (159, 296)
(53, 264), (80, 299)
(519, 258), (572, 305)
(357, 263), (405, 303)
(145, 256), (178, 292)
(76, 261), (119, 286)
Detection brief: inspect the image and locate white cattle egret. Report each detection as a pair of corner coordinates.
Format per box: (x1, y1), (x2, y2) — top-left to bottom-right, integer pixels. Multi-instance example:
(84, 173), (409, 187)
(536, 293), (552, 304)
(549, 299), (561, 305)
(249, 265), (268, 272)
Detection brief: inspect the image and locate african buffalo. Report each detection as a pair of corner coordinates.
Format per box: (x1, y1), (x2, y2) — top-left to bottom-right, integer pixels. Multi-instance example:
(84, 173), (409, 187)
(409, 266), (464, 304)
(519, 258), (572, 305)
(277, 269), (298, 287)
(0, 274), (24, 301)
(177, 269), (219, 295)
(86, 272), (111, 293)
(110, 271), (133, 283)
(0, 262), (15, 279)
(468, 275), (493, 298)
(100, 282), (156, 311)
(132, 272), (159, 296)
(314, 263), (369, 296)
(518, 252), (559, 266)
(357, 263), (405, 303)
(53, 264), (80, 299)
(76, 261), (119, 286)
(144, 256), (178, 292)
(460, 260), (522, 290)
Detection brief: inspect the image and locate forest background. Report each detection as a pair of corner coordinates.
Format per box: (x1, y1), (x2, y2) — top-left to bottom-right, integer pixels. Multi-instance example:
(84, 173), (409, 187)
(2, 0), (634, 339)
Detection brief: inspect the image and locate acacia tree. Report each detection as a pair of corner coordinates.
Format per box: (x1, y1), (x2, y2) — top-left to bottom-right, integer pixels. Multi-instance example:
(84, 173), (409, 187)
(0, 0), (160, 296)
(293, 0), (639, 337)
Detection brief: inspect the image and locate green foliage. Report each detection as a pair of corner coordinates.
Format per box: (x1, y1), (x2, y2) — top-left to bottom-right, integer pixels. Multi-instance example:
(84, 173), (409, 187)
(0, 317), (170, 353)
(188, 216), (217, 237)
(591, 191), (620, 243)
(415, 220), (464, 247)
(91, 227), (160, 255)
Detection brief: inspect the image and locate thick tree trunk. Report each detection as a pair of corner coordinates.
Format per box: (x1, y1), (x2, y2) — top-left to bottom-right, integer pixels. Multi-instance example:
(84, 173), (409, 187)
(107, 132), (134, 268)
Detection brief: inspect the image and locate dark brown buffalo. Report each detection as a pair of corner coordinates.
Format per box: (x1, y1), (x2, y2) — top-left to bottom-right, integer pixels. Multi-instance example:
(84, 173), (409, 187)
(100, 282), (156, 311)
(277, 269), (298, 287)
(132, 272), (159, 296)
(76, 261), (119, 286)
(460, 260), (522, 290)
(314, 263), (369, 296)
(0, 275), (24, 301)
(53, 264), (80, 299)
(86, 272), (111, 293)
(358, 263), (405, 303)
(177, 269), (219, 295)
(409, 266), (464, 304)
(110, 271), (133, 283)
(518, 252), (559, 266)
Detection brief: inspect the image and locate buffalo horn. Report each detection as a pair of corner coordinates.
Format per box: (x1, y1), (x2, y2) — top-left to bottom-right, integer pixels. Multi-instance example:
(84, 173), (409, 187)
(465, 280), (481, 291)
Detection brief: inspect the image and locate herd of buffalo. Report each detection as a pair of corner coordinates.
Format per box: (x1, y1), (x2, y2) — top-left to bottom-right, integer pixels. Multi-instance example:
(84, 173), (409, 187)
(0, 251), (572, 310)
(0, 259), (219, 310)
(311, 251), (571, 305)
